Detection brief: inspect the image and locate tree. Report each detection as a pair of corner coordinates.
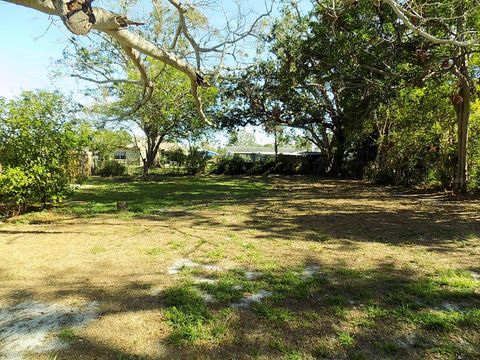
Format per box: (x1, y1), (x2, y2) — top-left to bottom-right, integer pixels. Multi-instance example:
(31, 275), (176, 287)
(114, 64), (214, 175)
(0, 91), (86, 213)
(227, 130), (258, 147)
(367, 83), (457, 187)
(378, 0), (479, 193)
(90, 129), (132, 163)
(221, 1), (426, 175)
(5, 0), (272, 123)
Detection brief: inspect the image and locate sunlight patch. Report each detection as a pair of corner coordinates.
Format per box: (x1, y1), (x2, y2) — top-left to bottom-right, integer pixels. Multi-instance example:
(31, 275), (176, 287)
(232, 290), (273, 308)
(245, 271), (263, 280)
(167, 258), (200, 274)
(303, 265), (320, 277)
(0, 301), (98, 360)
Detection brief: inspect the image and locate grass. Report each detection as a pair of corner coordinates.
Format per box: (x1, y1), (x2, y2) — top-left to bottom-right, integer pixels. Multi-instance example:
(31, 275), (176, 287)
(90, 245), (106, 254)
(58, 328), (79, 344)
(337, 331), (355, 347)
(144, 247), (163, 256)
(0, 175), (479, 359)
(60, 176), (271, 216)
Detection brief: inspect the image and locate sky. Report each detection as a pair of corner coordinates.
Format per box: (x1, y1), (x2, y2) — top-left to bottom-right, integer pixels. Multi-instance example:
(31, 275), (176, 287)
(0, 2), (80, 97)
(0, 0), (311, 145)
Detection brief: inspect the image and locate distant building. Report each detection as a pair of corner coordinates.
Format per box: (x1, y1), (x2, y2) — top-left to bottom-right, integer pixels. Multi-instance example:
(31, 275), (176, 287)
(113, 140), (186, 166)
(225, 146), (309, 162)
(225, 146), (326, 174)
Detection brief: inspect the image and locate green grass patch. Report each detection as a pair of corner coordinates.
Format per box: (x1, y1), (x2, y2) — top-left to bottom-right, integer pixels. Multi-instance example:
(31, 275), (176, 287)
(254, 303), (294, 322)
(144, 247), (163, 256)
(58, 328), (79, 343)
(163, 285), (211, 345)
(61, 176), (271, 217)
(197, 277), (246, 303)
(90, 246), (106, 255)
(337, 331), (355, 347)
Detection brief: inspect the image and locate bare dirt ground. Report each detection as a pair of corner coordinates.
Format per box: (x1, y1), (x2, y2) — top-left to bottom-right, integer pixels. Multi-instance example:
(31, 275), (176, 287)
(0, 177), (479, 359)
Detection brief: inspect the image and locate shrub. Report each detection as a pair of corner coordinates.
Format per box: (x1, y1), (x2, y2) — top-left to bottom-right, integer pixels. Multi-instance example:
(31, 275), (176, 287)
(0, 91), (86, 215)
(0, 165), (70, 215)
(184, 148), (209, 175)
(0, 167), (33, 214)
(212, 155), (252, 175)
(246, 160), (276, 175)
(97, 160), (127, 177)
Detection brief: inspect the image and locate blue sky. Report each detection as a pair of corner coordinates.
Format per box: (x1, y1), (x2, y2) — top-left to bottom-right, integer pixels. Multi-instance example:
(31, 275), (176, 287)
(0, 0), (312, 99)
(0, 2), (80, 97)
(0, 1), (311, 145)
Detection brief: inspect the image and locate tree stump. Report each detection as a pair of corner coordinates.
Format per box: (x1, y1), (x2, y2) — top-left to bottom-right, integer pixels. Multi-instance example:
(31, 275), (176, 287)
(117, 201), (128, 212)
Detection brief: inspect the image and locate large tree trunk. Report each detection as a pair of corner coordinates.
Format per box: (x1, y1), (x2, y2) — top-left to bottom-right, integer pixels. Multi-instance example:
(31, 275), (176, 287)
(142, 141), (157, 176)
(452, 2), (470, 195)
(452, 74), (471, 194)
(142, 133), (167, 177)
(273, 127), (279, 160)
(328, 128), (345, 177)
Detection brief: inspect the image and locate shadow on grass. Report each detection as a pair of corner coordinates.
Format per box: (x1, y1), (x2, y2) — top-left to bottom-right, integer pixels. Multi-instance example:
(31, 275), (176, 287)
(48, 176), (480, 248)
(62, 176), (272, 216)
(4, 262), (479, 359)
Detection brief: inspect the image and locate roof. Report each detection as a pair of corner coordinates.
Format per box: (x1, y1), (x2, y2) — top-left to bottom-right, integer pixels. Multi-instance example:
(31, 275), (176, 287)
(121, 141), (185, 152)
(225, 146), (305, 156)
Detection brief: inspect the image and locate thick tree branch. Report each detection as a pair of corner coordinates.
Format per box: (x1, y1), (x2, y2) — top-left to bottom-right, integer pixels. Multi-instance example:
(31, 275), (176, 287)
(382, 0), (478, 47)
(4, 0), (209, 122)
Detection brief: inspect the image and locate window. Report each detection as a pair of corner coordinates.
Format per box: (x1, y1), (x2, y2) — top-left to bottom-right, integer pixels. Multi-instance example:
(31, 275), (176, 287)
(114, 150), (127, 160)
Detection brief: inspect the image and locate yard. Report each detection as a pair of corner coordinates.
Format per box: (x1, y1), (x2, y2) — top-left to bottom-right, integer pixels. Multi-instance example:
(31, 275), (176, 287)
(0, 176), (479, 359)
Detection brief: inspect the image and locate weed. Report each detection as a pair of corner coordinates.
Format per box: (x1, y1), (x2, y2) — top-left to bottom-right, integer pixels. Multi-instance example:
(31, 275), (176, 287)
(365, 304), (389, 319)
(406, 310), (462, 331)
(58, 328), (79, 343)
(254, 303), (293, 322)
(163, 285), (211, 344)
(337, 332), (354, 347)
(144, 247), (163, 256)
(168, 240), (183, 250)
(90, 246), (106, 255)
(284, 351), (305, 360)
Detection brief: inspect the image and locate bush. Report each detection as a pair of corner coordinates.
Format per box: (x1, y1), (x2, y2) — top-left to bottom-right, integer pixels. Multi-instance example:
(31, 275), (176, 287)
(97, 160), (127, 177)
(0, 91), (87, 215)
(212, 155), (251, 175)
(246, 160), (276, 175)
(184, 148), (209, 175)
(0, 165), (70, 215)
(0, 167), (32, 214)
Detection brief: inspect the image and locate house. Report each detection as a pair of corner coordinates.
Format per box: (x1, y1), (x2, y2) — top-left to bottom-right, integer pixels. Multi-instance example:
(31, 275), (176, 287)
(225, 146), (325, 174)
(113, 141), (186, 166)
(225, 146), (307, 162)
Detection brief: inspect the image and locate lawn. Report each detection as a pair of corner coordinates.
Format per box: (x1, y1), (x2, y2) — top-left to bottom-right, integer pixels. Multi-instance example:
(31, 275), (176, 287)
(0, 176), (479, 359)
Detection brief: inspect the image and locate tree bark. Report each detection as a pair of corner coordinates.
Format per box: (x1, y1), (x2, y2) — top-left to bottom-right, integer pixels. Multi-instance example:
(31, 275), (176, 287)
(328, 127), (345, 177)
(452, 1), (471, 195)
(452, 70), (470, 194)
(273, 127), (279, 160)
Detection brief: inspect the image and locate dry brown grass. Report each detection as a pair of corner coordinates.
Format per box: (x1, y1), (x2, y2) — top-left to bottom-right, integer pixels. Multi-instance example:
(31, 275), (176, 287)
(0, 176), (479, 359)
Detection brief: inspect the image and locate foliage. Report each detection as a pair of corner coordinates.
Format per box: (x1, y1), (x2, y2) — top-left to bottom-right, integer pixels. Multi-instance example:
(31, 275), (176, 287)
(212, 155), (251, 175)
(90, 129), (132, 163)
(97, 160), (127, 177)
(366, 84), (457, 187)
(227, 130), (258, 147)
(184, 148), (209, 175)
(217, 1), (480, 189)
(0, 167), (36, 214)
(468, 99), (480, 189)
(0, 91), (85, 214)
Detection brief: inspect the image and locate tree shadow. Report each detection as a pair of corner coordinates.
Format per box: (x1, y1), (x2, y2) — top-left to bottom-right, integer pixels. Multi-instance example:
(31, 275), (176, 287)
(2, 260), (478, 359)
